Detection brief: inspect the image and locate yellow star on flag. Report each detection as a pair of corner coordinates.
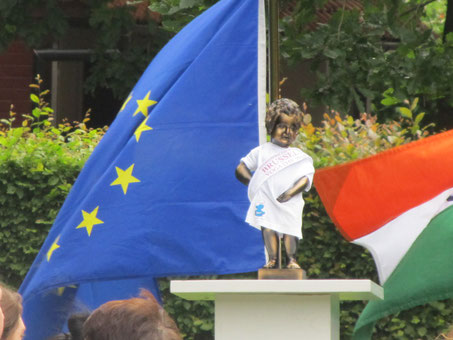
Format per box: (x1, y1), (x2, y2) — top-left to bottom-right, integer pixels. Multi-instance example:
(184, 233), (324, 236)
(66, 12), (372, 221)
(76, 206), (104, 237)
(47, 235), (61, 262)
(110, 164), (141, 194)
(133, 91), (157, 118)
(120, 94), (132, 112)
(56, 285), (77, 296)
(134, 116), (153, 142)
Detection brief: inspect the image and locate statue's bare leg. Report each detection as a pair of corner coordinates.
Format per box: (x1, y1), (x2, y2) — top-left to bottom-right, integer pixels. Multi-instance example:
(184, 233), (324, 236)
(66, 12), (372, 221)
(283, 234), (301, 269)
(261, 227), (278, 269)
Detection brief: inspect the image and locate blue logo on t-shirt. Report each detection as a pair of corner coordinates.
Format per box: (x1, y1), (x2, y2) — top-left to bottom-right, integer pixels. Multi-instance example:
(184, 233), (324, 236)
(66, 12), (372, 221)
(255, 204), (265, 217)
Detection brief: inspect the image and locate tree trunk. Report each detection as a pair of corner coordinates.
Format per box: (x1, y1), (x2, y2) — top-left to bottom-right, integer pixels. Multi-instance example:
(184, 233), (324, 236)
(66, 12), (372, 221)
(443, 0), (453, 41)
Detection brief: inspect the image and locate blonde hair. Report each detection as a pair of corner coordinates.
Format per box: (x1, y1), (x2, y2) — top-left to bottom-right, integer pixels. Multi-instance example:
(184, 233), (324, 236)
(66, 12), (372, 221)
(0, 284), (22, 340)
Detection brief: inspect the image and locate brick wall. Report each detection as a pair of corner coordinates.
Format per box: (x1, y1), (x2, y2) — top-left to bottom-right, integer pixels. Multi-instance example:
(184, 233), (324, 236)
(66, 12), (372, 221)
(0, 41), (34, 123)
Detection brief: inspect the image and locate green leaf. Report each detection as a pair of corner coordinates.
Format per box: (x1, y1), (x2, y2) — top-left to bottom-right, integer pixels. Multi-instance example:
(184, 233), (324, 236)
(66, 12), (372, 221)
(417, 327), (427, 337)
(48, 177), (59, 186)
(32, 163), (44, 172)
(381, 97), (399, 106)
(398, 107), (413, 119)
(323, 49), (342, 59)
(30, 94), (40, 104)
(167, 6), (183, 15)
(200, 322), (213, 331)
(300, 50), (317, 59)
(5, 24), (16, 33)
(357, 87), (375, 99)
(383, 88), (394, 96)
(446, 32), (453, 43)
(6, 184), (16, 194)
(32, 108), (41, 118)
(410, 98), (419, 111)
(180, 0), (198, 9)
(414, 112), (425, 125)
(351, 88), (365, 113)
(406, 50), (415, 59)
(12, 128), (24, 138)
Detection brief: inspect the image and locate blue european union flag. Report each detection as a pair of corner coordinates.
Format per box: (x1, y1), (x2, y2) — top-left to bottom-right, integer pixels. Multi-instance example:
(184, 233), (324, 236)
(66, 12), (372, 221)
(20, 0), (266, 338)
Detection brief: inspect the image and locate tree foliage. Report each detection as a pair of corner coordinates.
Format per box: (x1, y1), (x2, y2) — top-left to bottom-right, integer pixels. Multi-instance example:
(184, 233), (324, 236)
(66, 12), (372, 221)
(142, 0), (453, 128)
(148, 0), (218, 32)
(2, 0), (451, 126)
(0, 0), (172, 99)
(281, 0), (453, 127)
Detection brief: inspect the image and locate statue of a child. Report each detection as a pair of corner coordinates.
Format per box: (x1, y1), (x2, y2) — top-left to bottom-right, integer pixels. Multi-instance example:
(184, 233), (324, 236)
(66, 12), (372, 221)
(235, 98), (314, 269)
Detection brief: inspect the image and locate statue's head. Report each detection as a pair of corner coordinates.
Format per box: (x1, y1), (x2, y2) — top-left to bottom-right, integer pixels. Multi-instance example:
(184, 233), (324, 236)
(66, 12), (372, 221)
(265, 98), (302, 147)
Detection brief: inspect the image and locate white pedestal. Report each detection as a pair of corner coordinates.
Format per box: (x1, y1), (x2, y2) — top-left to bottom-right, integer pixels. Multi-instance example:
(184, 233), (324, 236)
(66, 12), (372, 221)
(171, 280), (383, 340)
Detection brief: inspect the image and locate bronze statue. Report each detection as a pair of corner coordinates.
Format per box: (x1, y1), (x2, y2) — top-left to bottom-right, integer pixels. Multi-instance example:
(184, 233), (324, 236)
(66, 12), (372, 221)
(236, 99), (314, 269)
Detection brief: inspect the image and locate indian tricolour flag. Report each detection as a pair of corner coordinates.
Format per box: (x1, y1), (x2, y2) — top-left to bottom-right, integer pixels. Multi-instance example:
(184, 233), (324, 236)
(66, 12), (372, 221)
(314, 130), (453, 339)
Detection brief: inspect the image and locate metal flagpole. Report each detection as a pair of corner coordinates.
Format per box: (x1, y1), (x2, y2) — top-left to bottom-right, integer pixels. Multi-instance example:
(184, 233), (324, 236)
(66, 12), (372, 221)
(268, 0), (280, 103)
(267, 0), (282, 268)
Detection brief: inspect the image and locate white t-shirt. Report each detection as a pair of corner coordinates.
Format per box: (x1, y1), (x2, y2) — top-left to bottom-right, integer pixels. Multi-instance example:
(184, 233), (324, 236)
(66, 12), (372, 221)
(241, 142), (314, 238)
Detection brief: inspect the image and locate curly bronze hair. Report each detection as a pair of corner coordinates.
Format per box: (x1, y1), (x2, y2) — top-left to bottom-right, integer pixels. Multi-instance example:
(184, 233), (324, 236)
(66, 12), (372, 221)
(265, 98), (303, 136)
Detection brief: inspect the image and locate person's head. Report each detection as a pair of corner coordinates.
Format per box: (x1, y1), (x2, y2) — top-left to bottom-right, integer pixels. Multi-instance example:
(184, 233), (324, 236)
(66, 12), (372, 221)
(47, 313), (89, 340)
(0, 285), (25, 340)
(67, 313), (88, 340)
(83, 290), (181, 340)
(265, 98), (303, 148)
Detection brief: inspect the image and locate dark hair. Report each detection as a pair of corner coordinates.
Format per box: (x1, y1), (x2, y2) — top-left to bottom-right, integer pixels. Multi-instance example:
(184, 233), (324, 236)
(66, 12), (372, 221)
(265, 98), (303, 135)
(0, 284), (23, 340)
(47, 313), (89, 340)
(68, 313), (88, 340)
(47, 334), (71, 340)
(83, 290), (182, 340)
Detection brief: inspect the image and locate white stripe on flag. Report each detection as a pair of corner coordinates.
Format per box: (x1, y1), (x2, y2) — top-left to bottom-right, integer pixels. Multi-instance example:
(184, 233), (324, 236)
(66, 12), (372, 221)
(353, 188), (453, 284)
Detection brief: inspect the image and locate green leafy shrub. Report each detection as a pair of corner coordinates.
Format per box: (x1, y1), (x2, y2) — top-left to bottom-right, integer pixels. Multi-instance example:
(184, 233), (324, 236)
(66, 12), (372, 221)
(0, 76), (105, 287)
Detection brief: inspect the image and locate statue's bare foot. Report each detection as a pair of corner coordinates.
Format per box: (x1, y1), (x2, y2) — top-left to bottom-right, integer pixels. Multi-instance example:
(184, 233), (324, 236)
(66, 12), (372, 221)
(286, 259), (301, 269)
(263, 258), (277, 269)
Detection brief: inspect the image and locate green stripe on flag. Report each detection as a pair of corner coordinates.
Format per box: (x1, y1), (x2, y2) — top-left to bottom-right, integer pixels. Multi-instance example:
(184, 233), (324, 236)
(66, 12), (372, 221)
(353, 204), (453, 339)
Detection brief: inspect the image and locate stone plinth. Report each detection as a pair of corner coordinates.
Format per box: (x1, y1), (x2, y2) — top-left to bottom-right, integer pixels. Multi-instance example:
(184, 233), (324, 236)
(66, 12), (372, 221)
(171, 279), (383, 340)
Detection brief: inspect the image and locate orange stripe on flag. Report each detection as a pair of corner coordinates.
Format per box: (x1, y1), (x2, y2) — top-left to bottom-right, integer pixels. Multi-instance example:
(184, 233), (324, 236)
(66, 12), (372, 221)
(314, 130), (453, 241)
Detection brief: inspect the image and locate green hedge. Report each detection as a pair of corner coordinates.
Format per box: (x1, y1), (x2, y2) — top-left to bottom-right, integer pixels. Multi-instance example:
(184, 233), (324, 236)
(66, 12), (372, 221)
(0, 78), (105, 286)
(2, 87), (452, 339)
